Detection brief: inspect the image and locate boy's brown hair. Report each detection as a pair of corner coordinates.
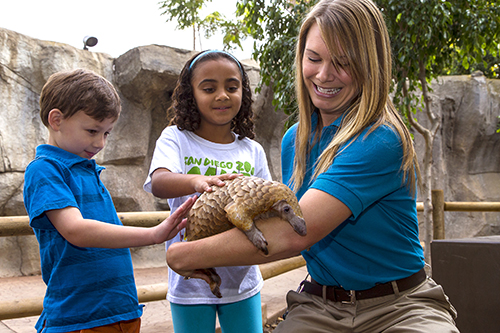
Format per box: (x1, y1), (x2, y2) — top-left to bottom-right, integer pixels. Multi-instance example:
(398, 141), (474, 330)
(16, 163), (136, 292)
(39, 68), (121, 127)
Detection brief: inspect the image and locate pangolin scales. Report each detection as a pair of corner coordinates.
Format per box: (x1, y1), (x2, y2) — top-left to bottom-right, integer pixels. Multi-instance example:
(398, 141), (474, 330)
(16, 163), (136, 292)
(184, 176), (307, 298)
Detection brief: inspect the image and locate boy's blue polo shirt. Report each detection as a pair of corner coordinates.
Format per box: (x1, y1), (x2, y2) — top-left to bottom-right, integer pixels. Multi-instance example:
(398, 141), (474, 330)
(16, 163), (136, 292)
(23, 145), (143, 333)
(281, 113), (424, 290)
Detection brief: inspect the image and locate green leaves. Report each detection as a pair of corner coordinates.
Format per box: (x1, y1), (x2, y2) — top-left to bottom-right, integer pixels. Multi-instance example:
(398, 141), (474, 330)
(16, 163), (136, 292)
(158, 0), (499, 129)
(232, 0), (317, 121)
(159, 0), (211, 29)
(380, 0), (500, 120)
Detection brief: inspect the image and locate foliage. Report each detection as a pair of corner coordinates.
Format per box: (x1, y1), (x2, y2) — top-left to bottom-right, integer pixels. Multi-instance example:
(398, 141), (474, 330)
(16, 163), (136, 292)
(449, 52), (500, 79)
(159, 0), (243, 49)
(444, 1), (500, 79)
(234, 0), (317, 124)
(379, 0), (500, 119)
(159, 0), (499, 125)
(159, 0), (210, 31)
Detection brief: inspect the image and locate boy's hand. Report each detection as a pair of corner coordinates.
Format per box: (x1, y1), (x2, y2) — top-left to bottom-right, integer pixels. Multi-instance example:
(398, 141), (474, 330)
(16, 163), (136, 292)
(152, 195), (197, 244)
(193, 173), (242, 193)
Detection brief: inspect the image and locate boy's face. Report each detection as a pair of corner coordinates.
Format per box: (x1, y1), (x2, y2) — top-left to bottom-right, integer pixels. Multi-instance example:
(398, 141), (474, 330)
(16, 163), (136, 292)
(48, 110), (116, 159)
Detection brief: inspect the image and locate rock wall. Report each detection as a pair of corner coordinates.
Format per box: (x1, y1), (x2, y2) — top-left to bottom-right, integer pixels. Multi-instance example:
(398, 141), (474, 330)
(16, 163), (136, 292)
(413, 75), (500, 239)
(0, 28), (286, 277)
(0, 27), (499, 277)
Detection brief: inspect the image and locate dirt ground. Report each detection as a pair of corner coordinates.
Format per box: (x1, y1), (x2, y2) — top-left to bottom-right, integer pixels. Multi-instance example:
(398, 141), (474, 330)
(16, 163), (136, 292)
(263, 316), (284, 332)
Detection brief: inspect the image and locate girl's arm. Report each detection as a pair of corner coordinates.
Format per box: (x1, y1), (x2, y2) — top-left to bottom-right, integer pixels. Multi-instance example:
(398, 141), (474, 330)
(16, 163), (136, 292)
(167, 189), (352, 276)
(46, 195), (197, 248)
(150, 168), (241, 199)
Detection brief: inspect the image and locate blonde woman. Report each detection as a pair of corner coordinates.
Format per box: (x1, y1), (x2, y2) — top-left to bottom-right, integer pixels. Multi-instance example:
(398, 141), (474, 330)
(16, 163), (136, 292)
(166, 0), (459, 331)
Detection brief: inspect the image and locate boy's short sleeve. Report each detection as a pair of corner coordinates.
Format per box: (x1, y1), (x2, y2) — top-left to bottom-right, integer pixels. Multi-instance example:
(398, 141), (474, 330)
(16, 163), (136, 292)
(23, 158), (78, 229)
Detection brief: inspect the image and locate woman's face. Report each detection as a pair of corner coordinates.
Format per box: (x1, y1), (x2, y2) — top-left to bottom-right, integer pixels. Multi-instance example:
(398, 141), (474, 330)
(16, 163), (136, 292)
(302, 23), (358, 126)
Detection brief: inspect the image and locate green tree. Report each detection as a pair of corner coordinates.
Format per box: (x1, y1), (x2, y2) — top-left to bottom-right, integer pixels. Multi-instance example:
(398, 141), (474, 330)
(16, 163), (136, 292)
(160, 0), (500, 261)
(158, 0), (248, 52)
(379, 0), (500, 261)
(233, 0), (317, 127)
(159, 0), (206, 50)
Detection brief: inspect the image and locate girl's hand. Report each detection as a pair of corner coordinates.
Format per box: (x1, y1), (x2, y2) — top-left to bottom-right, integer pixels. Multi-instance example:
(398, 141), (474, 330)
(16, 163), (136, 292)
(193, 173), (242, 193)
(152, 195), (197, 244)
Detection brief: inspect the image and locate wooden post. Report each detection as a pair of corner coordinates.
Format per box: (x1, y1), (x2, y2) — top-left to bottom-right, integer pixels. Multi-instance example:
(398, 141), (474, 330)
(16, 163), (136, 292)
(432, 189), (445, 239)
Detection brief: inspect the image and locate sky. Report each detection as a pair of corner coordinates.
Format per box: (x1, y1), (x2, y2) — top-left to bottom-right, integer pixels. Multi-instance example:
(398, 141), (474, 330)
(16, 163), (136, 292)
(0, 0), (254, 60)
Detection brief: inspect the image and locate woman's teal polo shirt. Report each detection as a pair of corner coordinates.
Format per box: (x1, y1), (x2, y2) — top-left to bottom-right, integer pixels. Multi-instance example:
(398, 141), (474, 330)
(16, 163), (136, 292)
(281, 113), (425, 290)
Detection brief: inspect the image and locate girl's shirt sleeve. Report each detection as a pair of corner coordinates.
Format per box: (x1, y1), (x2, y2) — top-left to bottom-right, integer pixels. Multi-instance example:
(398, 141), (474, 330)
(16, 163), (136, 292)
(143, 126), (182, 193)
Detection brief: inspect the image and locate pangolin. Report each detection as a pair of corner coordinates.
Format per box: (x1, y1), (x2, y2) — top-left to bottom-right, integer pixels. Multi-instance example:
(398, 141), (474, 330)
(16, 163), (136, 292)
(184, 175), (307, 298)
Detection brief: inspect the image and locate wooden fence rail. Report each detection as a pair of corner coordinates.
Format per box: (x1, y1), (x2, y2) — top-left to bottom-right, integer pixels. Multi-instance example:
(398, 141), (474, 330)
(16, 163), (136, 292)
(0, 211), (171, 237)
(1, 195), (499, 320)
(2, 196), (499, 239)
(0, 256), (306, 320)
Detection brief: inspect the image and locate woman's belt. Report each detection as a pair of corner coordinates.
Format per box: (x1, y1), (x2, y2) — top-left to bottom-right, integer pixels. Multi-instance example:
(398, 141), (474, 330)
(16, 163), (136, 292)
(301, 268), (426, 304)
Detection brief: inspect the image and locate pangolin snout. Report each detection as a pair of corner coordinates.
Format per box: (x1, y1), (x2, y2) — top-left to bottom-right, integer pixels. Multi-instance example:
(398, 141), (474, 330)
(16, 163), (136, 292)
(272, 200), (307, 236)
(290, 216), (307, 236)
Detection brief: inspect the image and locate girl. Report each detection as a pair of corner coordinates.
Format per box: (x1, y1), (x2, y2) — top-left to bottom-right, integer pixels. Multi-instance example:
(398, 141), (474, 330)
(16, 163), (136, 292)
(143, 50), (271, 333)
(165, 0), (459, 332)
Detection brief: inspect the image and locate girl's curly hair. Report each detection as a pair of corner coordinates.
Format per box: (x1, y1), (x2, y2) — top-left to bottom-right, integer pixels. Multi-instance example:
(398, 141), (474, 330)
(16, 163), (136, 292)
(168, 50), (255, 140)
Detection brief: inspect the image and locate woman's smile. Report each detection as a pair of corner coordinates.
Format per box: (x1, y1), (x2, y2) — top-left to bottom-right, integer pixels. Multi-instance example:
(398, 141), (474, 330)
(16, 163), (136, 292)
(302, 23), (358, 125)
(314, 84), (342, 96)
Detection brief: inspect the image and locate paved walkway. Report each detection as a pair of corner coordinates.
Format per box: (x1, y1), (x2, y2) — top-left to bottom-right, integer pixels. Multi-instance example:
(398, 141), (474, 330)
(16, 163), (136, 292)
(0, 266), (308, 333)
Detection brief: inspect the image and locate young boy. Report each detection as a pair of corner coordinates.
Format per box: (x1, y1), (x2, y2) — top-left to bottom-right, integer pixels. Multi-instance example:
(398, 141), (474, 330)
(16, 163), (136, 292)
(23, 68), (196, 333)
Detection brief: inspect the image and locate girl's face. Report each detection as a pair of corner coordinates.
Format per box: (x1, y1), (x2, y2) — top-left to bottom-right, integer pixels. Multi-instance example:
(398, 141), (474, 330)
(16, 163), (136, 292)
(302, 23), (358, 126)
(191, 58), (243, 142)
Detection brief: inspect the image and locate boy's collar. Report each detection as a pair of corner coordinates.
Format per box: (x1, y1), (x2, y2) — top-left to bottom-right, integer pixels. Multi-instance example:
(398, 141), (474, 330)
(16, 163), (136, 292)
(36, 144), (102, 170)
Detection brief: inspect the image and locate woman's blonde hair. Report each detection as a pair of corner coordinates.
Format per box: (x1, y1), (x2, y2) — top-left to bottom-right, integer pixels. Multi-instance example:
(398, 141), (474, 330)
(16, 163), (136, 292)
(291, 0), (419, 194)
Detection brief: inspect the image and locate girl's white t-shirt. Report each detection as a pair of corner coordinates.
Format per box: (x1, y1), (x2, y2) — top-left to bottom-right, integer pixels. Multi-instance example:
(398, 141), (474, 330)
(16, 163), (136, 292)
(144, 126), (272, 304)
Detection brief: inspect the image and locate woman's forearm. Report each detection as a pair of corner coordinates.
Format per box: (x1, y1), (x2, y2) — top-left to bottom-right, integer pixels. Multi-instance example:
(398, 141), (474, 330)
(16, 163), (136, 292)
(167, 216), (306, 272)
(167, 189), (352, 275)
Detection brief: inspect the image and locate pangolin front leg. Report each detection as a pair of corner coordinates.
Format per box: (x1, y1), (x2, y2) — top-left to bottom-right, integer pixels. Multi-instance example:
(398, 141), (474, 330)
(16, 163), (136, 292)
(183, 176), (308, 298)
(225, 201), (269, 254)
